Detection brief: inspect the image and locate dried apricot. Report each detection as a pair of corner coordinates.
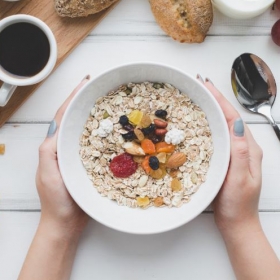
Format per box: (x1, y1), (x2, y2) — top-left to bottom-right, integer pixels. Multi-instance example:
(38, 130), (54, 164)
(141, 139), (156, 154)
(142, 156), (151, 174)
(155, 142), (175, 153)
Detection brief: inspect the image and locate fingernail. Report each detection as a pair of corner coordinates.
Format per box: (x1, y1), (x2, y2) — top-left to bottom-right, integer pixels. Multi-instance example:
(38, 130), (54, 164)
(196, 74), (204, 83)
(205, 77), (214, 85)
(233, 118), (244, 137)
(82, 75), (90, 82)
(47, 120), (57, 138)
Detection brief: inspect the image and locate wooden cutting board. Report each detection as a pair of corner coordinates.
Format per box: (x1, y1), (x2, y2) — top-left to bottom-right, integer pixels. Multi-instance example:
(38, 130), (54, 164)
(0, 0), (119, 127)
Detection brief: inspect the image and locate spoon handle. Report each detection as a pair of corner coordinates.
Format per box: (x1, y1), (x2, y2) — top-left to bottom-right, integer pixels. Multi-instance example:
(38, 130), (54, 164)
(257, 104), (280, 141)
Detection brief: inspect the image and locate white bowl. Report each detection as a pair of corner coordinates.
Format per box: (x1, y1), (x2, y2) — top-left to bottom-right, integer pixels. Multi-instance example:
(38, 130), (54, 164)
(58, 63), (230, 235)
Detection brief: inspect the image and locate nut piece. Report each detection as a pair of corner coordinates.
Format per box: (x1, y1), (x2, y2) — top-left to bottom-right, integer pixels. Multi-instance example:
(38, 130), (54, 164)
(166, 152), (187, 168)
(154, 119), (168, 128)
(0, 144), (5, 155)
(155, 128), (167, 136)
(123, 142), (145, 156)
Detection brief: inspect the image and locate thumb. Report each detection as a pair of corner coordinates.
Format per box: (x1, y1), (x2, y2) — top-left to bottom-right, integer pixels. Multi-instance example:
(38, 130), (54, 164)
(228, 118), (250, 177)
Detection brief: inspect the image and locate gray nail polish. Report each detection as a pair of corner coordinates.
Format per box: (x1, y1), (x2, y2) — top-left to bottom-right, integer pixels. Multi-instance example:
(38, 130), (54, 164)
(205, 77), (214, 85)
(196, 74), (204, 83)
(234, 118), (244, 137)
(47, 120), (57, 138)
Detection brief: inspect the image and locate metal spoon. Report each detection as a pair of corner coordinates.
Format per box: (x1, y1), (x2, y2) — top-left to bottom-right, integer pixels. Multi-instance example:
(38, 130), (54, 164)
(231, 53), (280, 140)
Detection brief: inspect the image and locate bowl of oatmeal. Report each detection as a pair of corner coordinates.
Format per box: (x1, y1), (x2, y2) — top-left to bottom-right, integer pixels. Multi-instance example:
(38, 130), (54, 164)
(58, 63), (230, 234)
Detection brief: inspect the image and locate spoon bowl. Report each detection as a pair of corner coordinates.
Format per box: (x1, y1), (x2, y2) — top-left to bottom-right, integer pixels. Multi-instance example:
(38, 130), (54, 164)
(231, 53), (280, 140)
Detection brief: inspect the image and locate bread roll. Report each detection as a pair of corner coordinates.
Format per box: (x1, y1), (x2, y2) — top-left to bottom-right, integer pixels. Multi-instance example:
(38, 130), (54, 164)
(149, 0), (213, 43)
(55, 0), (119, 17)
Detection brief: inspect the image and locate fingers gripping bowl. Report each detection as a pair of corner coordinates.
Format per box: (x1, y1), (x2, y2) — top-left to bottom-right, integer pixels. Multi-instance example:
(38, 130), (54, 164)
(58, 63), (230, 234)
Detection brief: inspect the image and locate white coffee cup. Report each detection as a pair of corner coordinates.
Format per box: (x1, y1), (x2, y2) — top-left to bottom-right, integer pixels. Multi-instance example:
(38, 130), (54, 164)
(0, 14), (57, 106)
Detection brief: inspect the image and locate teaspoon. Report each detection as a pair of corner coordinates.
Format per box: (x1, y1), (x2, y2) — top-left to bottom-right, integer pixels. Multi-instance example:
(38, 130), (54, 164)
(231, 53), (280, 140)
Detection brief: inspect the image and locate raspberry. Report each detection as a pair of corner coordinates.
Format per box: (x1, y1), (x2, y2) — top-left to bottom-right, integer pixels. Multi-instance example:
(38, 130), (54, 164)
(110, 153), (138, 178)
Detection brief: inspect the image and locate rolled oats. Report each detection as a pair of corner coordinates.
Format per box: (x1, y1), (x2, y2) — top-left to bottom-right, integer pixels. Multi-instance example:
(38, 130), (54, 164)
(79, 82), (213, 209)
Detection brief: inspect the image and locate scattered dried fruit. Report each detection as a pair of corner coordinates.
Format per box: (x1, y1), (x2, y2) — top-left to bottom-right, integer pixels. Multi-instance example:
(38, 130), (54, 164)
(141, 139), (156, 154)
(169, 169), (179, 178)
(123, 142), (145, 155)
(171, 178), (182, 192)
(150, 168), (164, 179)
(156, 152), (167, 163)
(119, 115), (129, 126)
(134, 128), (145, 141)
(123, 124), (135, 131)
(142, 123), (156, 136)
(137, 196), (150, 207)
(110, 153), (138, 178)
(133, 155), (145, 163)
(0, 144), (5, 155)
(142, 156), (151, 174)
(122, 131), (136, 141)
(140, 115), (152, 128)
(155, 142), (175, 153)
(154, 197), (164, 207)
(166, 152), (187, 169)
(149, 156), (160, 170)
(155, 109), (167, 119)
(128, 110), (143, 125)
(103, 110), (110, 119)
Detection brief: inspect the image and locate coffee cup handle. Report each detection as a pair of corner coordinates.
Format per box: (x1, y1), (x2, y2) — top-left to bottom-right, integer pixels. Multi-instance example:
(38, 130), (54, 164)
(0, 83), (17, 107)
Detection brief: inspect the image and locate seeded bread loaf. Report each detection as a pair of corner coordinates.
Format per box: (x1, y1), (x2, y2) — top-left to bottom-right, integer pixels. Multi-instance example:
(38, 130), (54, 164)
(149, 0), (213, 43)
(55, 0), (119, 17)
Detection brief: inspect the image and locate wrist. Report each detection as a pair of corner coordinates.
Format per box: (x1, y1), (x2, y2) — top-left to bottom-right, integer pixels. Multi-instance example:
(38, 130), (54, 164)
(38, 215), (85, 243)
(218, 215), (262, 243)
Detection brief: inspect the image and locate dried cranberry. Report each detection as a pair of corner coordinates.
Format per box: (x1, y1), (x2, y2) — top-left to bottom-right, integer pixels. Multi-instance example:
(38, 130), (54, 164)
(110, 153), (138, 178)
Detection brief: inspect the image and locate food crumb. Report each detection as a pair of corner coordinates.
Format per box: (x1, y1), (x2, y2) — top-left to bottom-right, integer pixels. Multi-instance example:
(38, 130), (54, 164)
(0, 144), (5, 155)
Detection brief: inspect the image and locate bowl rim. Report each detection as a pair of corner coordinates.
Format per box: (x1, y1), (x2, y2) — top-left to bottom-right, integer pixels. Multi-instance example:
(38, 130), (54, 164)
(57, 61), (230, 234)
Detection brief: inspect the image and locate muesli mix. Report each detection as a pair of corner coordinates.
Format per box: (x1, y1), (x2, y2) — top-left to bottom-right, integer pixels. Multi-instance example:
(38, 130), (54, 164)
(79, 82), (213, 209)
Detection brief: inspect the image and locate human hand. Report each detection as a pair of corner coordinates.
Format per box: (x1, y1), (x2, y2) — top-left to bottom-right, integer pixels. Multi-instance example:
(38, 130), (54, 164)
(36, 76), (90, 239)
(197, 75), (263, 236)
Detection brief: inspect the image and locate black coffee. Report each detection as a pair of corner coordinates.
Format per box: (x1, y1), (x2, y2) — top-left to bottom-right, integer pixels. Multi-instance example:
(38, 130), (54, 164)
(0, 22), (50, 77)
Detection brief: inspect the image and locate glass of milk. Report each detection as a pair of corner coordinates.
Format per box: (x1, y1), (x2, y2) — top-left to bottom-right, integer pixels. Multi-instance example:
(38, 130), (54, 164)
(212, 0), (274, 19)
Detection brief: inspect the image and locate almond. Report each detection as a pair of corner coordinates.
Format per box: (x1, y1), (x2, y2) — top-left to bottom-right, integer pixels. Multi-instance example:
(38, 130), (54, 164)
(154, 119), (168, 128)
(166, 152), (187, 168)
(123, 142), (145, 156)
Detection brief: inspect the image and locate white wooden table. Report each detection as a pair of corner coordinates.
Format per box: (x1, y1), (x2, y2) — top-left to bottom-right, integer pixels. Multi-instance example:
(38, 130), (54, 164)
(1, 1), (280, 279)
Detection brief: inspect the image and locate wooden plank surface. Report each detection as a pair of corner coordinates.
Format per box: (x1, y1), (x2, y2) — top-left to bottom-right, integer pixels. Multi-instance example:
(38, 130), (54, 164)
(1, 212), (280, 280)
(0, 0), (119, 127)
(4, 35), (280, 123)
(1, 123), (280, 211)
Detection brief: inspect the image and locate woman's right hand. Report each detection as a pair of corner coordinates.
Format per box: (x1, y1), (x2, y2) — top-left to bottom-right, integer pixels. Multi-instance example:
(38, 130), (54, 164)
(199, 77), (263, 235)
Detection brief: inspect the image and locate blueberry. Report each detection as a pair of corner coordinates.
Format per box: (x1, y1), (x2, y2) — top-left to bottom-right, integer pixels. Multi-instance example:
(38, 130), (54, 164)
(122, 131), (136, 141)
(119, 115), (129, 126)
(149, 156), (159, 170)
(155, 110), (167, 120)
(142, 124), (155, 136)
